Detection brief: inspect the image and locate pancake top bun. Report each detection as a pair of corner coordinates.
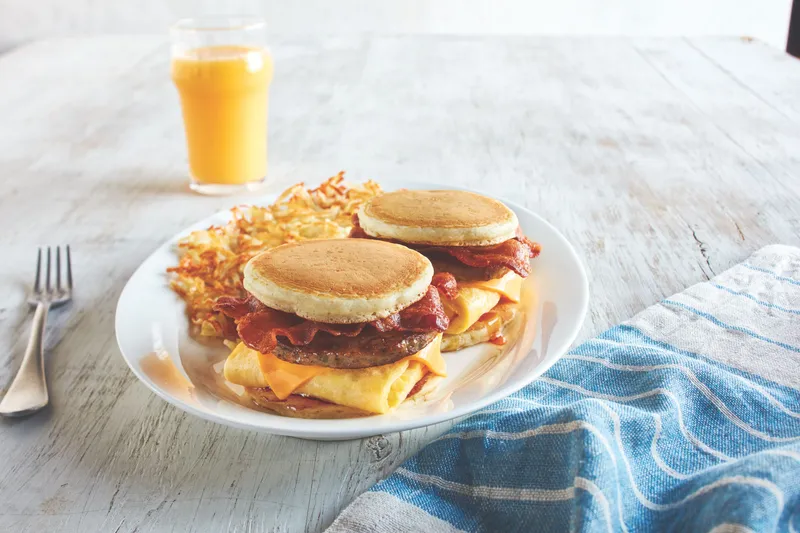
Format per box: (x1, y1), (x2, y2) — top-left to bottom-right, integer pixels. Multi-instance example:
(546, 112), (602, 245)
(358, 189), (518, 246)
(243, 239), (434, 324)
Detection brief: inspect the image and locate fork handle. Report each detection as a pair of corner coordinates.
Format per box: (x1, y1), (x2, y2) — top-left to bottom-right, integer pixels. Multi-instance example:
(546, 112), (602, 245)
(0, 302), (50, 416)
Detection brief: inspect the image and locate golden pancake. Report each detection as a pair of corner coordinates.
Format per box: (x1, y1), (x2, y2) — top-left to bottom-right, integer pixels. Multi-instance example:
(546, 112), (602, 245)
(243, 239), (434, 323)
(246, 389), (372, 419)
(358, 189), (518, 246)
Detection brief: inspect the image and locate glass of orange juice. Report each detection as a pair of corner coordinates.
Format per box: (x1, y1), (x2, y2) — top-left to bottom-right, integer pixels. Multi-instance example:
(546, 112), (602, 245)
(171, 17), (273, 194)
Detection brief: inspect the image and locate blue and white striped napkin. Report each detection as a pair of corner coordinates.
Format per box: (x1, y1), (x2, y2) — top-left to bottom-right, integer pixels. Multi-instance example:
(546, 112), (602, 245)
(327, 245), (800, 533)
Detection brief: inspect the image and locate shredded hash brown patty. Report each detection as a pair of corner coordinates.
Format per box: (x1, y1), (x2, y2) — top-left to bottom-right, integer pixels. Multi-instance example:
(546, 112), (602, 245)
(167, 172), (383, 338)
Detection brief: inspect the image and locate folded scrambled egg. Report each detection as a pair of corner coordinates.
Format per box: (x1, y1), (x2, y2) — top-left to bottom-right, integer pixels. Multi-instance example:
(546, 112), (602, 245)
(441, 271), (523, 334)
(224, 333), (445, 414)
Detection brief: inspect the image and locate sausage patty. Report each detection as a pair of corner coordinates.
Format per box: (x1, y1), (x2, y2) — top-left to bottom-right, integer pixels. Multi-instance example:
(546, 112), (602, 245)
(272, 330), (439, 369)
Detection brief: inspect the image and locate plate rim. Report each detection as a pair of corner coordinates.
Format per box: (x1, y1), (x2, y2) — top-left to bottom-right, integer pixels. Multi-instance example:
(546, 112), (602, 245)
(114, 179), (589, 439)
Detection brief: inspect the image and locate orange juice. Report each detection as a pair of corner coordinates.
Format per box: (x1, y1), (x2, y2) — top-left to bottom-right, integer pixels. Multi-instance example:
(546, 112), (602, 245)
(171, 46), (273, 185)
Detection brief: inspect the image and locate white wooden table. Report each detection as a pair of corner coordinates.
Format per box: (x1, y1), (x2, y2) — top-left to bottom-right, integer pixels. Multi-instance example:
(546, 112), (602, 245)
(1, 35), (799, 532)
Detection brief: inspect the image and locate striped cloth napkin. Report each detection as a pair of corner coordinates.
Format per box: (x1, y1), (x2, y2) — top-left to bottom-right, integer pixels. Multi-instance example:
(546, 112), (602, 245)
(327, 245), (800, 533)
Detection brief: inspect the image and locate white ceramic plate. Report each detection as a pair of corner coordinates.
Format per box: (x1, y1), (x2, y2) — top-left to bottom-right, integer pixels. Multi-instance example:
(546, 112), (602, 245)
(115, 179), (588, 440)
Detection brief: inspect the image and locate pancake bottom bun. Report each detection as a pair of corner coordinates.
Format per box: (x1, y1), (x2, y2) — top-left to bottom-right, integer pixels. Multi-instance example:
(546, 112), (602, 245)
(243, 239), (434, 323)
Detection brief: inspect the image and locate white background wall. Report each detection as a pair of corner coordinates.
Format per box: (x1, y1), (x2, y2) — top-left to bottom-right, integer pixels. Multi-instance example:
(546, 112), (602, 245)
(0, 0), (794, 51)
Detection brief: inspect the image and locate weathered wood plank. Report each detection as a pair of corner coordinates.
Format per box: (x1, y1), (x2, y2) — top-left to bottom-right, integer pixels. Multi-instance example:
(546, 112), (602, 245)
(688, 37), (800, 123)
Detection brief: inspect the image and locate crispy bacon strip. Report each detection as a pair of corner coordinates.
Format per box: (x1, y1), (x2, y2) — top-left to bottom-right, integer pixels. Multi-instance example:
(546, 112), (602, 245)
(371, 286), (449, 332)
(215, 286), (449, 353)
(236, 308), (365, 353)
(350, 214), (541, 278)
(515, 227), (543, 259)
(418, 235), (537, 278)
(431, 272), (458, 299)
(214, 294), (271, 319)
(348, 213), (371, 239)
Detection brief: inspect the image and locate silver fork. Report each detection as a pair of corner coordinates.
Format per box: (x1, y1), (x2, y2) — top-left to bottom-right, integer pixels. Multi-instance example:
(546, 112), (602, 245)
(0, 246), (73, 417)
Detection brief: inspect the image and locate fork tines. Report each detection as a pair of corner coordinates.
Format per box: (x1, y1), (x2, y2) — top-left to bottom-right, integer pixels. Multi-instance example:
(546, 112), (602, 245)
(34, 246), (73, 299)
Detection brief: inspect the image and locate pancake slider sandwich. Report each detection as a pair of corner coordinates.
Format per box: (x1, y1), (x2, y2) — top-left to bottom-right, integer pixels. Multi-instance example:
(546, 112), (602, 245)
(214, 238), (452, 418)
(350, 189), (541, 352)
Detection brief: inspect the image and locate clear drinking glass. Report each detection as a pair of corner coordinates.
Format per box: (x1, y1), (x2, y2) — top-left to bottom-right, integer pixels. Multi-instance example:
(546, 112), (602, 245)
(171, 17), (273, 195)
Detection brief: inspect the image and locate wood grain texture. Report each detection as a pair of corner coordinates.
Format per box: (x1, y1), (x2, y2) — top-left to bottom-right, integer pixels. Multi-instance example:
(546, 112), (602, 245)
(0, 35), (799, 532)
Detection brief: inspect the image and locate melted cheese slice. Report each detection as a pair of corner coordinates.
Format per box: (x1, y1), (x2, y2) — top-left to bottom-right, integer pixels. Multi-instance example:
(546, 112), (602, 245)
(442, 272), (523, 334)
(460, 271), (523, 303)
(224, 333), (445, 414)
